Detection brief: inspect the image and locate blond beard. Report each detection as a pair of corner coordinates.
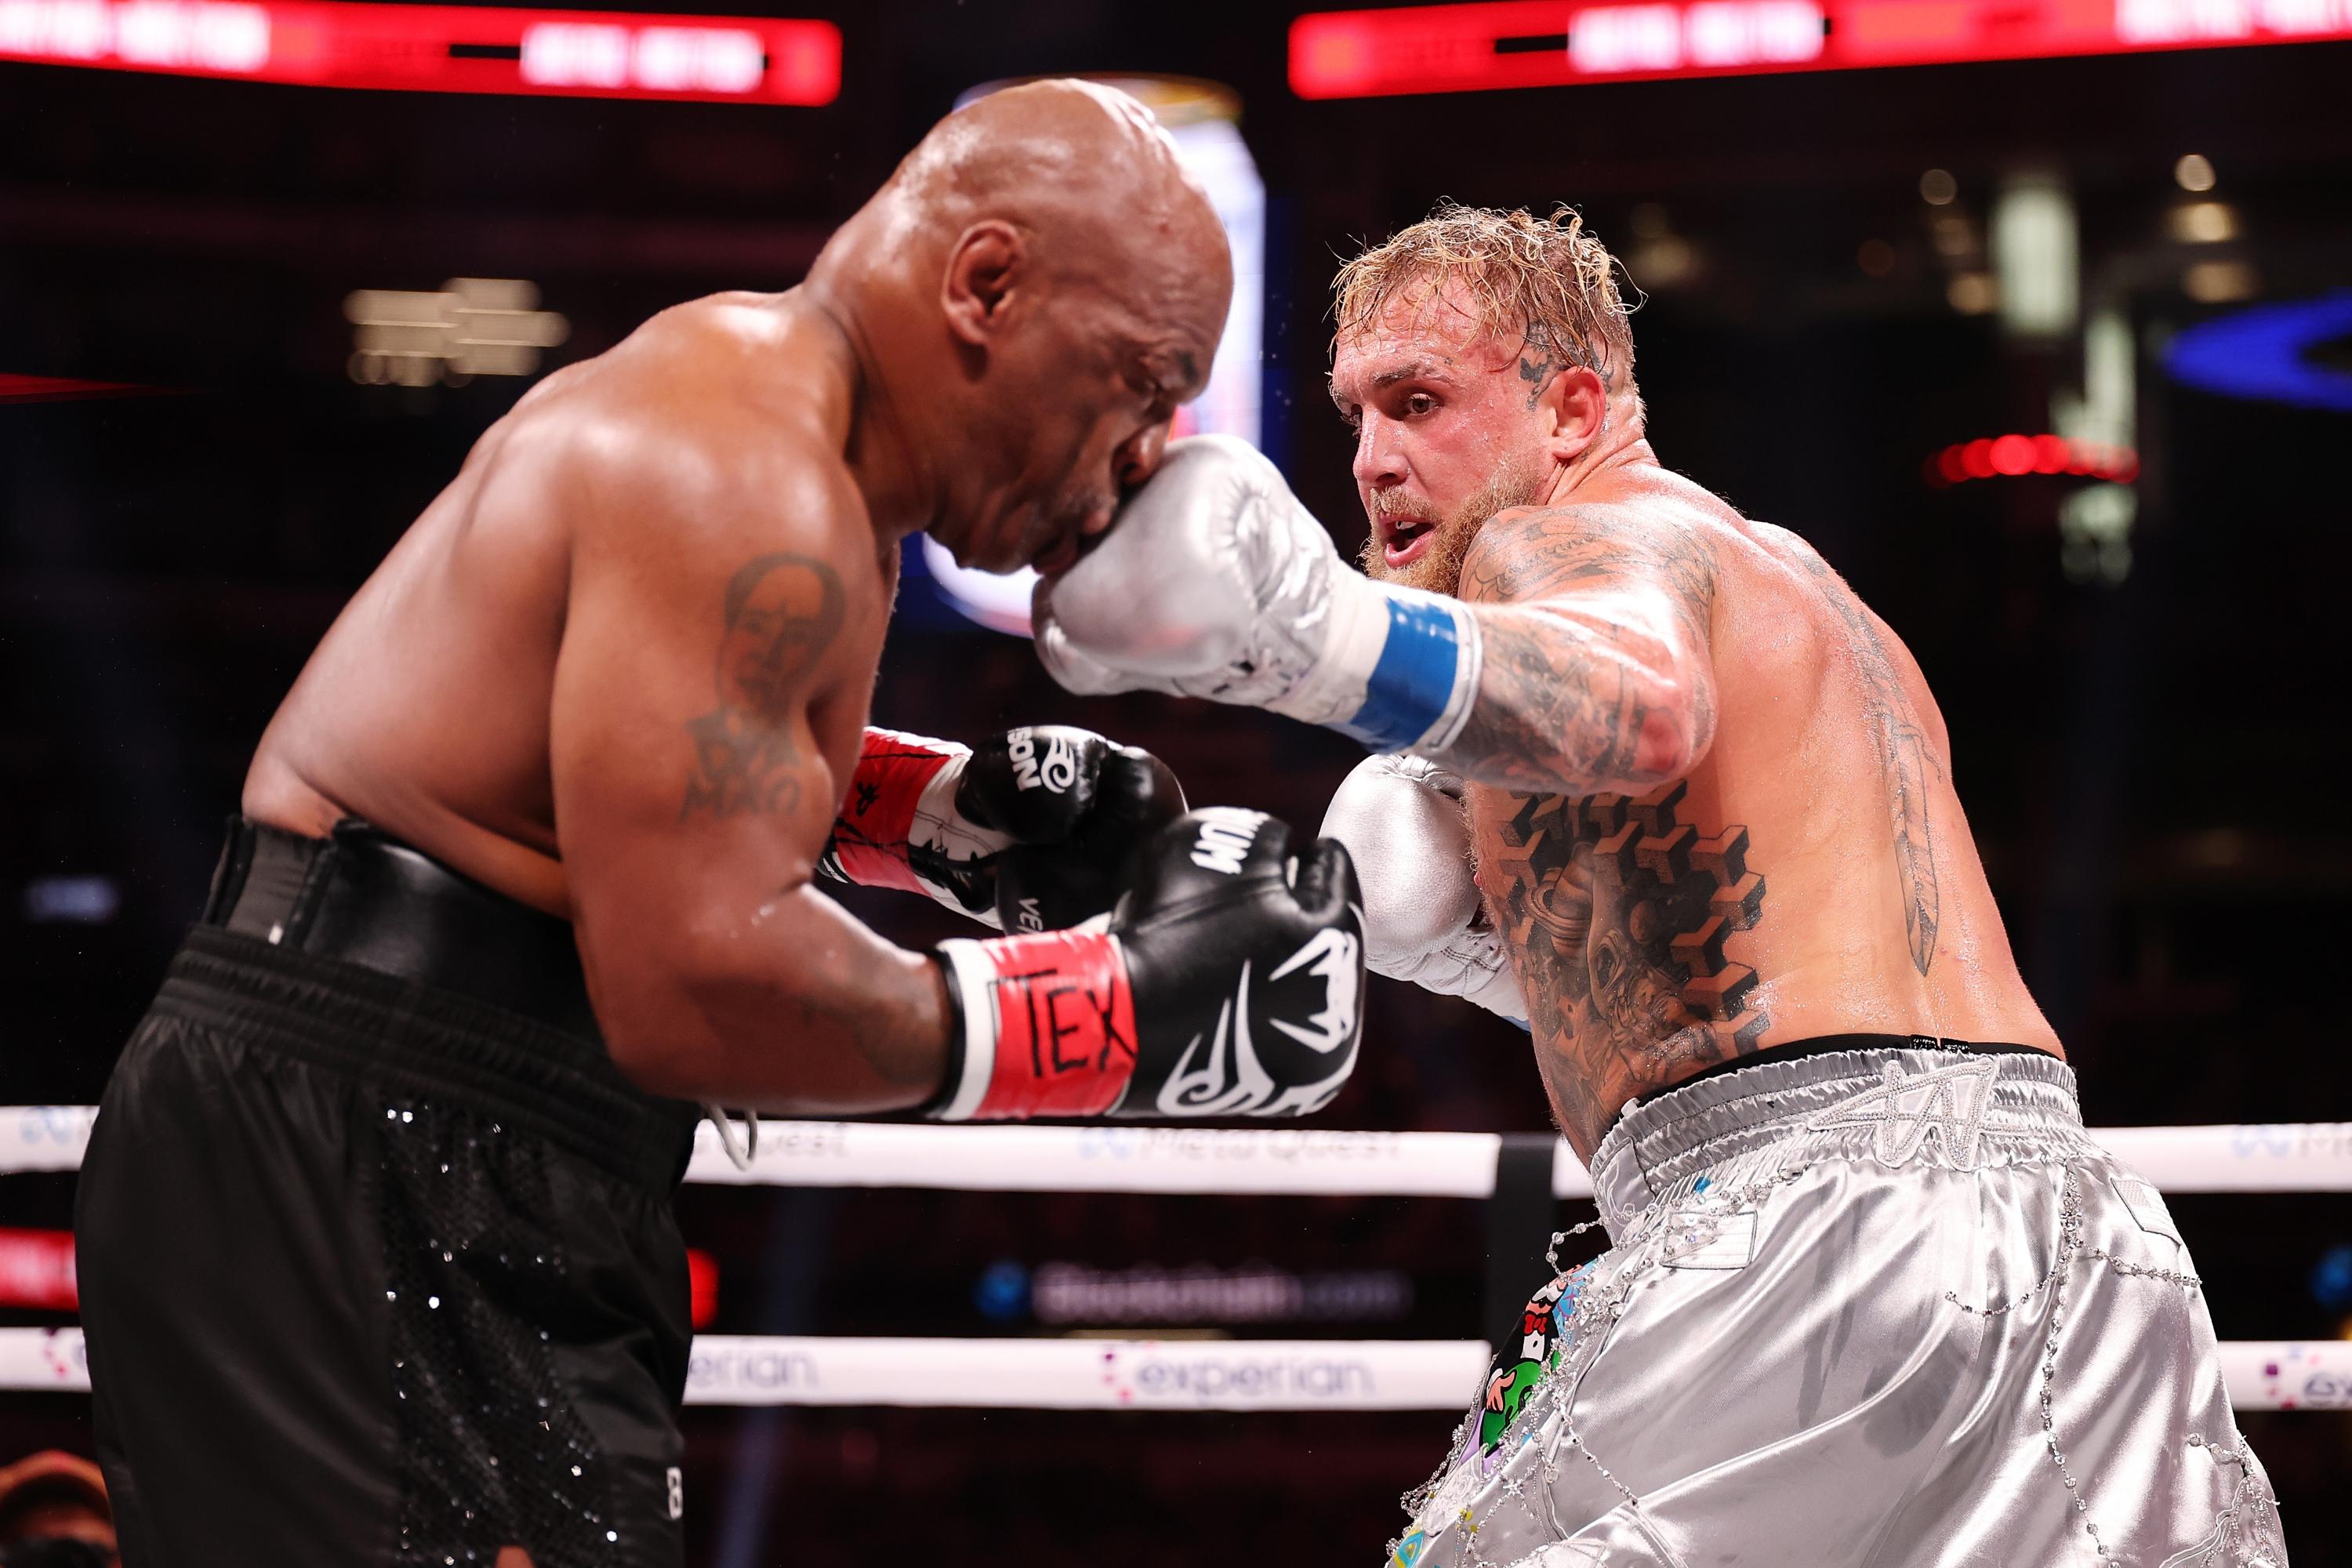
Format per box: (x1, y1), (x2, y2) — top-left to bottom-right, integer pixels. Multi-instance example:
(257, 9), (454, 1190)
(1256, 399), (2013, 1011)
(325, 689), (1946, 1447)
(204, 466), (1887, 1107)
(1358, 461), (1547, 597)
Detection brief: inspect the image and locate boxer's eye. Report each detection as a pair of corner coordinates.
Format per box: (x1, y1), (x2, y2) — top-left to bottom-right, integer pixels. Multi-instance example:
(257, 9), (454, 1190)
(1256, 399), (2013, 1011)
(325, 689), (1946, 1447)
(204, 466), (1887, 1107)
(1403, 392), (1438, 417)
(1126, 368), (1174, 412)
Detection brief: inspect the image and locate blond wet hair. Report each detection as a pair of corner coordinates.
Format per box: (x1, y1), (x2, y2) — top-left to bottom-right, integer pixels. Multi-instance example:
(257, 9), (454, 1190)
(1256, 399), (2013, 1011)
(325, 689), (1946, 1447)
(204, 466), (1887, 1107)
(1333, 201), (1641, 397)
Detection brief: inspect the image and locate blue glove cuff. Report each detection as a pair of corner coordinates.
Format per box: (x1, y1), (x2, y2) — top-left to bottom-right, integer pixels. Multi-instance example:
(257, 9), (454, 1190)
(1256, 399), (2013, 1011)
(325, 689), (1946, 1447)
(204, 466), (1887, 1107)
(1326, 589), (1483, 753)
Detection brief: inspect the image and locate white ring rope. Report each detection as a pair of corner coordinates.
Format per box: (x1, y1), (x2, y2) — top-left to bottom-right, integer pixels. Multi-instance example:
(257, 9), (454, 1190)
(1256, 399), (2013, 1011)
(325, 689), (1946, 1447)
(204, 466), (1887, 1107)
(10, 1110), (2347, 1416)
(8, 1109), (2351, 1195)
(0, 1328), (2344, 1413)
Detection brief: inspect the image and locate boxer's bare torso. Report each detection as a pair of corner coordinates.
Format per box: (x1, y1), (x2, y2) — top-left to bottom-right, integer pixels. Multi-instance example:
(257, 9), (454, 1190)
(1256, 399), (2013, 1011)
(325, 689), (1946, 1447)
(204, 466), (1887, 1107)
(1457, 464), (2060, 1156)
(244, 293), (887, 920)
(227, 80), (1229, 1112)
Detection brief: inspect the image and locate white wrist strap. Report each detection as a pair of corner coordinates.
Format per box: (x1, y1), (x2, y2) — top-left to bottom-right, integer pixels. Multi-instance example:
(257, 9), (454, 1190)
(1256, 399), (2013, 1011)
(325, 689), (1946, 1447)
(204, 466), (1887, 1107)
(927, 940), (1000, 1123)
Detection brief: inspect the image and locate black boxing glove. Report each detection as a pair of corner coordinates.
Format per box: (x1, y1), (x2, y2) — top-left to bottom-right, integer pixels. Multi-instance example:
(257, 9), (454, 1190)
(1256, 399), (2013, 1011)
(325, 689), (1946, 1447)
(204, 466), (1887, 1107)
(926, 808), (1366, 1121)
(961, 726), (1188, 932)
(820, 725), (1185, 931)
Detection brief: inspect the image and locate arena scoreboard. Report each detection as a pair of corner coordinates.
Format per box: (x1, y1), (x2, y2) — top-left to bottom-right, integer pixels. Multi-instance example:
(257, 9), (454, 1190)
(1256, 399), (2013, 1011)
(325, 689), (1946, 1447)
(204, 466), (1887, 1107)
(0, 0), (839, 103)
(1291, 0), (2352, 96)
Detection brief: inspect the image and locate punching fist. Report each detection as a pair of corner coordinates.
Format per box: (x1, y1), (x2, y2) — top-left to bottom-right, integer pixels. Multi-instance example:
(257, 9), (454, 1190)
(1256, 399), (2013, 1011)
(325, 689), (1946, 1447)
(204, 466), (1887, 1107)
(1319, 754), (1526, 1025)
(927, 808), (1367, 1121)
(1033, 435), (1483, 753)
(822, 725), (1185, 931)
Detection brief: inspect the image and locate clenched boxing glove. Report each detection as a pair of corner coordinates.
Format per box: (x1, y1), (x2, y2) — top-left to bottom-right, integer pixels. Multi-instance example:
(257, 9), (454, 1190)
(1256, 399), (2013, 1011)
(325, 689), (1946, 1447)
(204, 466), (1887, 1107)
(927, 807), (1366, 1121)
(1319, 754), (1527, 1025)
(821, 725), (1185, 931)
(1033, 435), (1483, 753)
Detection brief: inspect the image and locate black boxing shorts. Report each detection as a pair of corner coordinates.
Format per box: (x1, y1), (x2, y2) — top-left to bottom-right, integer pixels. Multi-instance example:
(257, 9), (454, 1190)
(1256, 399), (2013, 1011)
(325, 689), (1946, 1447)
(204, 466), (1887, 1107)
(74, 820), (702, 1568)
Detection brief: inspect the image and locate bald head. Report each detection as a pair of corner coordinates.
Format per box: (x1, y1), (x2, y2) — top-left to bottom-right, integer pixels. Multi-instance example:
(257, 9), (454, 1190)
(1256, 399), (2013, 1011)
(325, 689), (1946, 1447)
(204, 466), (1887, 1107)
(897, 79), (1179, 204)
(877, 81), (1230, 330)
(815, 80), (1234, 573)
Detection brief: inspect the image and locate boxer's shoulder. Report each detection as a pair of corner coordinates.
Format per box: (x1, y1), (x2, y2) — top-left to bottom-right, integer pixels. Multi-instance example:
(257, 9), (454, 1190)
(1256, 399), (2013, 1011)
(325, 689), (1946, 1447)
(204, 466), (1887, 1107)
(511, 354), (867, 571)
(1457, 499), (1718, 615)
(600, 289), (833, 376)
(515, 292), (855, 477)
(1735, 516), (1840, 583)
(1733, 519), (1904, 648)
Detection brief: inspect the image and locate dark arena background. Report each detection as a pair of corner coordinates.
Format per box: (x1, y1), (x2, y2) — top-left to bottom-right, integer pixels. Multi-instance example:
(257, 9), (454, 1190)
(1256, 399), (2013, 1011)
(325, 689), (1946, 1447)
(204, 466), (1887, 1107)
(3, 2), (2350, 1563)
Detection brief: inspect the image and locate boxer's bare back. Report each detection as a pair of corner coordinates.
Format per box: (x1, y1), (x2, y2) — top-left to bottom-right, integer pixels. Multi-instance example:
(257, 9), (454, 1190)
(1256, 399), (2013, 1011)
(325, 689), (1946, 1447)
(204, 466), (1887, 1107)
(1334, 268), (2056, 1158)
(1454, 477), (2060, 1155)
(245, 296), (889, 920)
(240, 81), (1228, 1109)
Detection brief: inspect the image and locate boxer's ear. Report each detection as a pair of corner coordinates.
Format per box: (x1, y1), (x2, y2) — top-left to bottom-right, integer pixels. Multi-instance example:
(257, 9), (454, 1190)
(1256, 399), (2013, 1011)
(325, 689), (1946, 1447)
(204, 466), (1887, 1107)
(942, 220), (1029, 347)
(1540, 363), (1609, 464)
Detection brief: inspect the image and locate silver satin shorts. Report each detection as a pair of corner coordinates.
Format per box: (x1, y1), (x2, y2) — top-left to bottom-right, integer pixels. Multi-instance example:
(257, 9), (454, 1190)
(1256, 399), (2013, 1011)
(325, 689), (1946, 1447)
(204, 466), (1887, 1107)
(1392, 1046), (2288, 1567)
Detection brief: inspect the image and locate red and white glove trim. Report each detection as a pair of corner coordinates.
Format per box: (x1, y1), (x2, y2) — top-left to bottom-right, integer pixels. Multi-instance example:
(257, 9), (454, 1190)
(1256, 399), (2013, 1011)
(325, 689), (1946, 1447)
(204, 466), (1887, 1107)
(931, 931), (1138, 1121)
(822, 727), (1010, 923)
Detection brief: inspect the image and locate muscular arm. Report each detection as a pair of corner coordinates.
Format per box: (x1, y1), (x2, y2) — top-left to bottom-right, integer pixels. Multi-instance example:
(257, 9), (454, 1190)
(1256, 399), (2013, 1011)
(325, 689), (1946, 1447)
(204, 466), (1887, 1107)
(1433, 506), (1719, 796)
(550, 437), (952, 1115)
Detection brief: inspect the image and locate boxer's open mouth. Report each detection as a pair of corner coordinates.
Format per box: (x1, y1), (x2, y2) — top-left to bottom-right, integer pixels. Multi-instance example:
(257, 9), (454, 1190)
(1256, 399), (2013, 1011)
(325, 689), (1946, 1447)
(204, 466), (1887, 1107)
(1382, 517), (1436, 568)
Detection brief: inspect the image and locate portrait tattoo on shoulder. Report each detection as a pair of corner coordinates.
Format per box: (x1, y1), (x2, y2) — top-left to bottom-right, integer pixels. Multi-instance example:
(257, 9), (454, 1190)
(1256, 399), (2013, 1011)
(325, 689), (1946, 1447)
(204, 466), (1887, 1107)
(1791, 547), (1941, 975)
(1484, 779), (1769, 1136)
(681, 552), (846, 822)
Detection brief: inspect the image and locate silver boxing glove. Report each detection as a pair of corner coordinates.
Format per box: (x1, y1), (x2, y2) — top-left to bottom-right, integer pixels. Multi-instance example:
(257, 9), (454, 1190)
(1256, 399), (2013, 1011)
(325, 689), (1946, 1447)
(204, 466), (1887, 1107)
(1318, 753), (1527, 1025)
(1033, 435), (1483, 754)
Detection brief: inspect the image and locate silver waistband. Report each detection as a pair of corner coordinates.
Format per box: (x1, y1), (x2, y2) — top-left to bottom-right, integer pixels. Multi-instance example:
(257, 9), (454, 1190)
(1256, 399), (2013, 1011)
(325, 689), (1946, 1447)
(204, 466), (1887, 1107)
(1586, 1045), (2085, 1235)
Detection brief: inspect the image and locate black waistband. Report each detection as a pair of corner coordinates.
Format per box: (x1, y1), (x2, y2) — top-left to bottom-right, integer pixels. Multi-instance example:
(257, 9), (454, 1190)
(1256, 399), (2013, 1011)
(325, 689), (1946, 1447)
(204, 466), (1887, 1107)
(176, 816), (698, 1192)
(1621, 1033), (2056, 1121)
(203, 815), (601, 1039)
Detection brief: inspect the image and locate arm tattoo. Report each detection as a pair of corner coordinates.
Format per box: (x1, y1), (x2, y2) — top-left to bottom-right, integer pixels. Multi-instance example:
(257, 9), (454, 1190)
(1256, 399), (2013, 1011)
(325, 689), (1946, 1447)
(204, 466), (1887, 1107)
(1790, 547), (1941, 975)
(681, 553), (845, 821)
(1451, 614), (1655, 794)
(1447, 507), (1718, 796)
(1454, 508), (1773, 1149)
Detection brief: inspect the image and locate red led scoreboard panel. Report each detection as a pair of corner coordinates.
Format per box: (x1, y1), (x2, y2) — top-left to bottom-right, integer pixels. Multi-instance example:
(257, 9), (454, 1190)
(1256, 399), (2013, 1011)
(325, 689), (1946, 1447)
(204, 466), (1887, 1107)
(0, 0), (839, 103)
(1291, 0), (2352, 96)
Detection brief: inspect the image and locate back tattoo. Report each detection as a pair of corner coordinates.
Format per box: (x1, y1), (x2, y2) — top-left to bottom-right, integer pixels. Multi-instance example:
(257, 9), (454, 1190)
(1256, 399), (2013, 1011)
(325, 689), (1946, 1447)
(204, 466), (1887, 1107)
(1792, 550), (1942, 975)
(1484, 779), (1769, 1137)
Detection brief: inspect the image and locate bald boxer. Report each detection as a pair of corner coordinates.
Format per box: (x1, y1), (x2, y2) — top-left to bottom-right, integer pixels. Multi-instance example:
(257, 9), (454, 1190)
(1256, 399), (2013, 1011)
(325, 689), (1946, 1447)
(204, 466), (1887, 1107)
(74, 83), (1365, 1568)
(1036, 205), (2285, 1565)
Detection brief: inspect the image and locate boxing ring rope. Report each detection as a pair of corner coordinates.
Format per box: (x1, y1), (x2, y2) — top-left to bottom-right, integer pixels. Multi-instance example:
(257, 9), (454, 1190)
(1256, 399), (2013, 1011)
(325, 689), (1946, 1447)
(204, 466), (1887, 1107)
(9, 1109), (2351, 1196)
(7, 1109), (2350, 1412)
(2, 1329), (2347, 1413)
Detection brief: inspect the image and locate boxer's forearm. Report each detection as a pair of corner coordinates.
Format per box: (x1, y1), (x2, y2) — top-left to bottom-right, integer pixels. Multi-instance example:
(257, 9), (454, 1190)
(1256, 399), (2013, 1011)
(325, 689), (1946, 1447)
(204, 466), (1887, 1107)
(592, 883), (952, 1115)
(1428, 600), (1711, 796)
(1029, 441), (1719, 789)
(1430, 504), (1718, 795)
